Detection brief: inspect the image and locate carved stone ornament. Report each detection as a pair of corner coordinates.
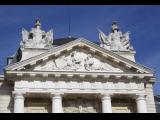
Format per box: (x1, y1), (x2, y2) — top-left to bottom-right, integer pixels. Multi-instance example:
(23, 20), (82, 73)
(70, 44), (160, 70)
(99, 22), (134, 51)
(20, 19), (53, 49)
(34, 50), (123, 72)
(63, 99), (100, 113)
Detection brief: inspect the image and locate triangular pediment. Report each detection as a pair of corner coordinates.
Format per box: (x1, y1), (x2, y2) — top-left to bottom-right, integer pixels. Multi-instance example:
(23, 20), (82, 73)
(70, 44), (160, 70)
(28, 49), (125, 73)
(5, 38), (153, 74)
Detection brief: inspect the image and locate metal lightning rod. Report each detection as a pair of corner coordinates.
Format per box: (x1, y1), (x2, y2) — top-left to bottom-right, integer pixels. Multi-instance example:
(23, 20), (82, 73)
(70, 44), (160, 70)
(67, 5), (71, 38)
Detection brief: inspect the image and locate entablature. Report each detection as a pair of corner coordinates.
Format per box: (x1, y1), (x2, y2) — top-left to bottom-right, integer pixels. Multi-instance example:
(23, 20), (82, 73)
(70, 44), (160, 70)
(5, 70), (153, 82)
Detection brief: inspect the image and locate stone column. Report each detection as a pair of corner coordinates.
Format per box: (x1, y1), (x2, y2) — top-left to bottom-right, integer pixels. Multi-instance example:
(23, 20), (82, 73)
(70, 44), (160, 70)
(51, 93), (63, 113)
(101, 94), (112, 113)
(13, 91), (25, 113)
(136, 94), (147, 113)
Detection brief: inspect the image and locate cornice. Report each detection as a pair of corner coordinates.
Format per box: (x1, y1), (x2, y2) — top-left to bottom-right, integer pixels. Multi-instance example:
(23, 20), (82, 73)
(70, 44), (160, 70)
(5, 38), (154, 74)
(0, 74), (4, 81)
(5, 70), (153, 81)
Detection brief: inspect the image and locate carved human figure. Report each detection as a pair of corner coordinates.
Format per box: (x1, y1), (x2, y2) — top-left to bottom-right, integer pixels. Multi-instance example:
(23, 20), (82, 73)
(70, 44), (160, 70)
(121, 32), (134, 51)
(32, 27), (44, 47)
(99, 21), (134, 52)
(21, 28), (29, 48)
(71, 51), (81, 64)
(20, 19), (53, 49)
(62, 51), (83, 71)
(34, 50), (123, 72)
(22, 28), (29, 41)
(108, 22), (125, 51)
(63, 53), (76, 70)
(45, 30), (53, 47)
(84, 54), (94, 71)
(71, 51), (85, 70)
(98, 29), (111, 50)
(99, 30), (109, 45)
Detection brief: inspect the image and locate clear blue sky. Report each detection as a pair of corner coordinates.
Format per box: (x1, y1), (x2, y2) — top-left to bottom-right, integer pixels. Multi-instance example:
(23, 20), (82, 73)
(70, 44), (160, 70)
(0, 5), (160, 95)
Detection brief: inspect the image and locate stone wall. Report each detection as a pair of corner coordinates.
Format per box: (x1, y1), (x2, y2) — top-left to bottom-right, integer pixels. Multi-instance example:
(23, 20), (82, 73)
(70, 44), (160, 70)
(0, 81), (14, 113)
(0, 80), (155, 113)
(145, 83), (156, 113)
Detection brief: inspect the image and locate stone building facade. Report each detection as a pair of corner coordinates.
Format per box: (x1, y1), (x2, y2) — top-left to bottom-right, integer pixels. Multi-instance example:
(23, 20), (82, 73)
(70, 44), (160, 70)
(0, 20), (156, 113)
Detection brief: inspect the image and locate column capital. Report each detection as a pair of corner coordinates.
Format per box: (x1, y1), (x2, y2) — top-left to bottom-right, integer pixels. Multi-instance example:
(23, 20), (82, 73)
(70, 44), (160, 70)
(100, 93), (113, 97)
(13, 91), (25, 113)
(51, 93), (63, 113)
(135, 93), (147, 101)
(12, 91), (26, 98)
(135, 93), (147, 113)
(101, 93), (112, 113)
(50, 93), (64, 98)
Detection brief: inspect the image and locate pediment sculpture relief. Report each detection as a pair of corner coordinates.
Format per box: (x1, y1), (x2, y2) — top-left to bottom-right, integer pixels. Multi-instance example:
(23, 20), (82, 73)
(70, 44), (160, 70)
(34, 51), (123, 72)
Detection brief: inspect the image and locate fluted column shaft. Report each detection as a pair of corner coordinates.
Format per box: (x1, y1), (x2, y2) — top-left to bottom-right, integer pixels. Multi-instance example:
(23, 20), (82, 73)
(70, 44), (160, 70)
(136, 94), (147, 113)
(101, 94), (112, 113)
(13, 92), (25, 113)
(51, 93), (63, 113)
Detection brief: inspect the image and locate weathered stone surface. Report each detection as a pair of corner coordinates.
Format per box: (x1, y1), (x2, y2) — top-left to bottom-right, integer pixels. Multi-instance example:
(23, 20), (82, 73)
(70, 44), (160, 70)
(145, 83), (156, 113)
(33, 50), (123, 72)
(1, 21), (156, 113)
(0, 82), (14, 113)
(63, 97), (101, 113)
